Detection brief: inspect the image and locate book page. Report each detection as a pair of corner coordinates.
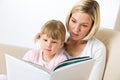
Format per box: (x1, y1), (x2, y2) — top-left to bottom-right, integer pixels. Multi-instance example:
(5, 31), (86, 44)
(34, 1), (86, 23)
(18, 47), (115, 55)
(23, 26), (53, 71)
(51, 59), (95, 80)
(53, 56), (91, 70)
(5, 54), (50, 80)
(23, 60), (51, 73)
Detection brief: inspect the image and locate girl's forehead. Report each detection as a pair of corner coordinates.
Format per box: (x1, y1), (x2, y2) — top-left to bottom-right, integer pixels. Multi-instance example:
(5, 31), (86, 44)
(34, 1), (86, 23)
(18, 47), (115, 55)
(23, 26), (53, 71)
(41, 34), (61, 40)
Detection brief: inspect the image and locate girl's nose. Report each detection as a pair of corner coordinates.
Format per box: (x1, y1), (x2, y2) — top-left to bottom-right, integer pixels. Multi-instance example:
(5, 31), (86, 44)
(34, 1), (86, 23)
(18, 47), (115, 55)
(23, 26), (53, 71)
(46, 41), (51, 47)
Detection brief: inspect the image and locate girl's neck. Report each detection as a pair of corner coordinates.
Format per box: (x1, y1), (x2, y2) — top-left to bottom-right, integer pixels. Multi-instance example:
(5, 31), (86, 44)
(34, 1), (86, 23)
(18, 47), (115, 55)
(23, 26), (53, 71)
(42, 52), (55, 62)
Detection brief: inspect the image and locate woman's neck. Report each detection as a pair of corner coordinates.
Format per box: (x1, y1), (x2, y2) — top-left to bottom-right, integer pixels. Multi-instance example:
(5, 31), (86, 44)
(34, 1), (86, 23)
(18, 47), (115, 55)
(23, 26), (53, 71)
(68, 37), (87, 45)
(65, 38), (87, 57)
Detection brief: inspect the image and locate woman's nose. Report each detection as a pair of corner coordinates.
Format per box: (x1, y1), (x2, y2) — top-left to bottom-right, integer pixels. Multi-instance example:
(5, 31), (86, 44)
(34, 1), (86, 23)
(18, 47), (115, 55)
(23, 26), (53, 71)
(73, 25), (80, 33)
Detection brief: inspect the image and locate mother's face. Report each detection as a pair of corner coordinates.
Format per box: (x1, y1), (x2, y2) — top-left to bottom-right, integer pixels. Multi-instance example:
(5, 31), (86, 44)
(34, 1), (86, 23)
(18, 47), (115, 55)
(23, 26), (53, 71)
(68, 12), (93, 40)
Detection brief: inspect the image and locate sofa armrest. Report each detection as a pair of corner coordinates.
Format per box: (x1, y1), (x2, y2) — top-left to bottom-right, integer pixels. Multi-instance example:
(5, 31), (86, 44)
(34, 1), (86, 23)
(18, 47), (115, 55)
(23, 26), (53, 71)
(95, 28), (120, 80)
(0, 44), (29, 74)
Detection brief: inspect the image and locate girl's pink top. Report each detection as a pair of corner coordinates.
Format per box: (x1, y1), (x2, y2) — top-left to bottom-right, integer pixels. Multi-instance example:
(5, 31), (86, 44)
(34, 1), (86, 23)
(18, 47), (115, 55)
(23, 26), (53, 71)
(23, 48), (67, 70)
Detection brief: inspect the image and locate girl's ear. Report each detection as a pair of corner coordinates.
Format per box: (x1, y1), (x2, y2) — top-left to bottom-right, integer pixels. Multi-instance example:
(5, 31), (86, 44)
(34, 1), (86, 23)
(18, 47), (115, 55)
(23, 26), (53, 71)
(60, 42), (64, 48)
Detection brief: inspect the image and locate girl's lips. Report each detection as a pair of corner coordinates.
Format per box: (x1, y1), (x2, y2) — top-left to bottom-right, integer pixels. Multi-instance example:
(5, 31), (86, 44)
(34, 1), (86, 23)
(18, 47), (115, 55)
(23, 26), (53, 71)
(45, 49), (51, 52)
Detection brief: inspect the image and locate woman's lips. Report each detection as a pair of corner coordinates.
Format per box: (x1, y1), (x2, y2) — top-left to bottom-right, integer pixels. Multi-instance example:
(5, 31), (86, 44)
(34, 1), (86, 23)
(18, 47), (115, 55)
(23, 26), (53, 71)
(71, 32), (79, 37)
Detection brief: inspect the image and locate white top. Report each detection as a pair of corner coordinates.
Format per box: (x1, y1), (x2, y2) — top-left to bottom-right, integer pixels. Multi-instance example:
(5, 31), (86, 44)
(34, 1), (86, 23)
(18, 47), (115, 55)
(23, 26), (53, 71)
(64, 37), (106, 80)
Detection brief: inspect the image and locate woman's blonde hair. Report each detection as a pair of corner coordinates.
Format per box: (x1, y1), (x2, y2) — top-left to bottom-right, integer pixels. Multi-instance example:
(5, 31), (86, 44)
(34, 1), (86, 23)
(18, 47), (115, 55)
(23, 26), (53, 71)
(66, 0), (100, 40)
(34, 20), (66, 42)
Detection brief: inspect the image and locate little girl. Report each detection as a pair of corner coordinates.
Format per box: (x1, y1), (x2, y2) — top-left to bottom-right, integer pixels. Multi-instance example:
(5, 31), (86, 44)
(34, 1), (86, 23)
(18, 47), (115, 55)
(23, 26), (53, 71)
(23, 20), (67, 70)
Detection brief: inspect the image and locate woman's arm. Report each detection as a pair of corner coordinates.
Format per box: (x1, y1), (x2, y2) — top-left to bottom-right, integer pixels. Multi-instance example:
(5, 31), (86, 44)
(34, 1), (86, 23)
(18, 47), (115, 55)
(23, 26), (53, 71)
(89, 41), (106, 80)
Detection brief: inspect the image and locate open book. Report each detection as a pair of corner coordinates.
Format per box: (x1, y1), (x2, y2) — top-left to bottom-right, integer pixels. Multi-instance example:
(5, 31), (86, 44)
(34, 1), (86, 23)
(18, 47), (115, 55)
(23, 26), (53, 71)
(5, 54), (95, 80)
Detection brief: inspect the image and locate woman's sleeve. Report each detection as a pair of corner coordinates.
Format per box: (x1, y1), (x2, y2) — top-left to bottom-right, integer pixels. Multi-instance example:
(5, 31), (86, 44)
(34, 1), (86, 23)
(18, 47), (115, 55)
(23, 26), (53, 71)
(89, 42), (106, 80)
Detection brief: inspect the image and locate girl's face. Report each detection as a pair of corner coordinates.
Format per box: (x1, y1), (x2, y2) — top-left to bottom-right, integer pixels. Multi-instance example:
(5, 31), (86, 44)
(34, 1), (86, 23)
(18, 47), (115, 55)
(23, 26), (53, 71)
(40, 34), (63, 57)
(68, 12), (93, 40)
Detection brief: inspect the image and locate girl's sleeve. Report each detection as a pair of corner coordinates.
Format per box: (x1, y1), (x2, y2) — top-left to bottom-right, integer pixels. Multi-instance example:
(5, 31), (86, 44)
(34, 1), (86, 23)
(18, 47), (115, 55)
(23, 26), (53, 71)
(22, 50), (35, 62)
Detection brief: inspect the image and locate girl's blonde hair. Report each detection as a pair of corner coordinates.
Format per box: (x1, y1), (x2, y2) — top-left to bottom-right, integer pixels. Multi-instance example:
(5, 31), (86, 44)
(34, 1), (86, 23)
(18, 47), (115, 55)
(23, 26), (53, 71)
(66, 0), (100, 40)
(34, 20), (66, 42)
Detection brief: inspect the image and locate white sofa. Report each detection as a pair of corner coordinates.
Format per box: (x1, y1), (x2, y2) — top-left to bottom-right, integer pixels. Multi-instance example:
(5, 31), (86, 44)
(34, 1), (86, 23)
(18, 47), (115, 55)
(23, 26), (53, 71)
(95, 28), (120, 80)
(0, 44), (29, 74)
(0, 28), (120, 80)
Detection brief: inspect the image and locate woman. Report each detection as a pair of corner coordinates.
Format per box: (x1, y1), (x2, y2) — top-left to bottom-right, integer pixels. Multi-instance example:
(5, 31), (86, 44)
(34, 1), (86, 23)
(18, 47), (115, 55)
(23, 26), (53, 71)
(64, 0), (106, 80)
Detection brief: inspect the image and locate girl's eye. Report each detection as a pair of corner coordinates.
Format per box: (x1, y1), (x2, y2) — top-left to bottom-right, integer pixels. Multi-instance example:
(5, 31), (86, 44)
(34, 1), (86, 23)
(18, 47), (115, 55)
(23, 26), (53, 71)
(52, 41), (57, 43)
(43, 39), (47, 42)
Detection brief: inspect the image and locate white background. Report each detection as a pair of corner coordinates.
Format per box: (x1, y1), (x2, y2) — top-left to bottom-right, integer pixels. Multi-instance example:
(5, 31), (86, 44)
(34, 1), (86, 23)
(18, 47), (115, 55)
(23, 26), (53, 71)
(0, 0), (120, 48)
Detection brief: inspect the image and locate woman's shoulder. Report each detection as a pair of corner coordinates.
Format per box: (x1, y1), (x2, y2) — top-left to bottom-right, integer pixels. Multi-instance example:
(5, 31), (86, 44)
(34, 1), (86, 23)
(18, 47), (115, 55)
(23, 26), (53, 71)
(88, 37), (106, 53)
(89, 37), (106, 54)
(89, 37), (105, 47)
(87, 38), (106, 59)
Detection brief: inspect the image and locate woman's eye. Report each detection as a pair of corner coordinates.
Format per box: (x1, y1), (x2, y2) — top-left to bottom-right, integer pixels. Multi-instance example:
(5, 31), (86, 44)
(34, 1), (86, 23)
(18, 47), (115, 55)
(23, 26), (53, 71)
(72, 19), (76, 23)
(82, 25), (88, 27)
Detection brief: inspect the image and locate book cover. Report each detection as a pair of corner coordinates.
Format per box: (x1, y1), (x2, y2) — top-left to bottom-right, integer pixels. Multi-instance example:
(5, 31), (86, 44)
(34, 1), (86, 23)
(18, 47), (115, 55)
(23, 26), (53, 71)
(5, 54), (95, 80)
